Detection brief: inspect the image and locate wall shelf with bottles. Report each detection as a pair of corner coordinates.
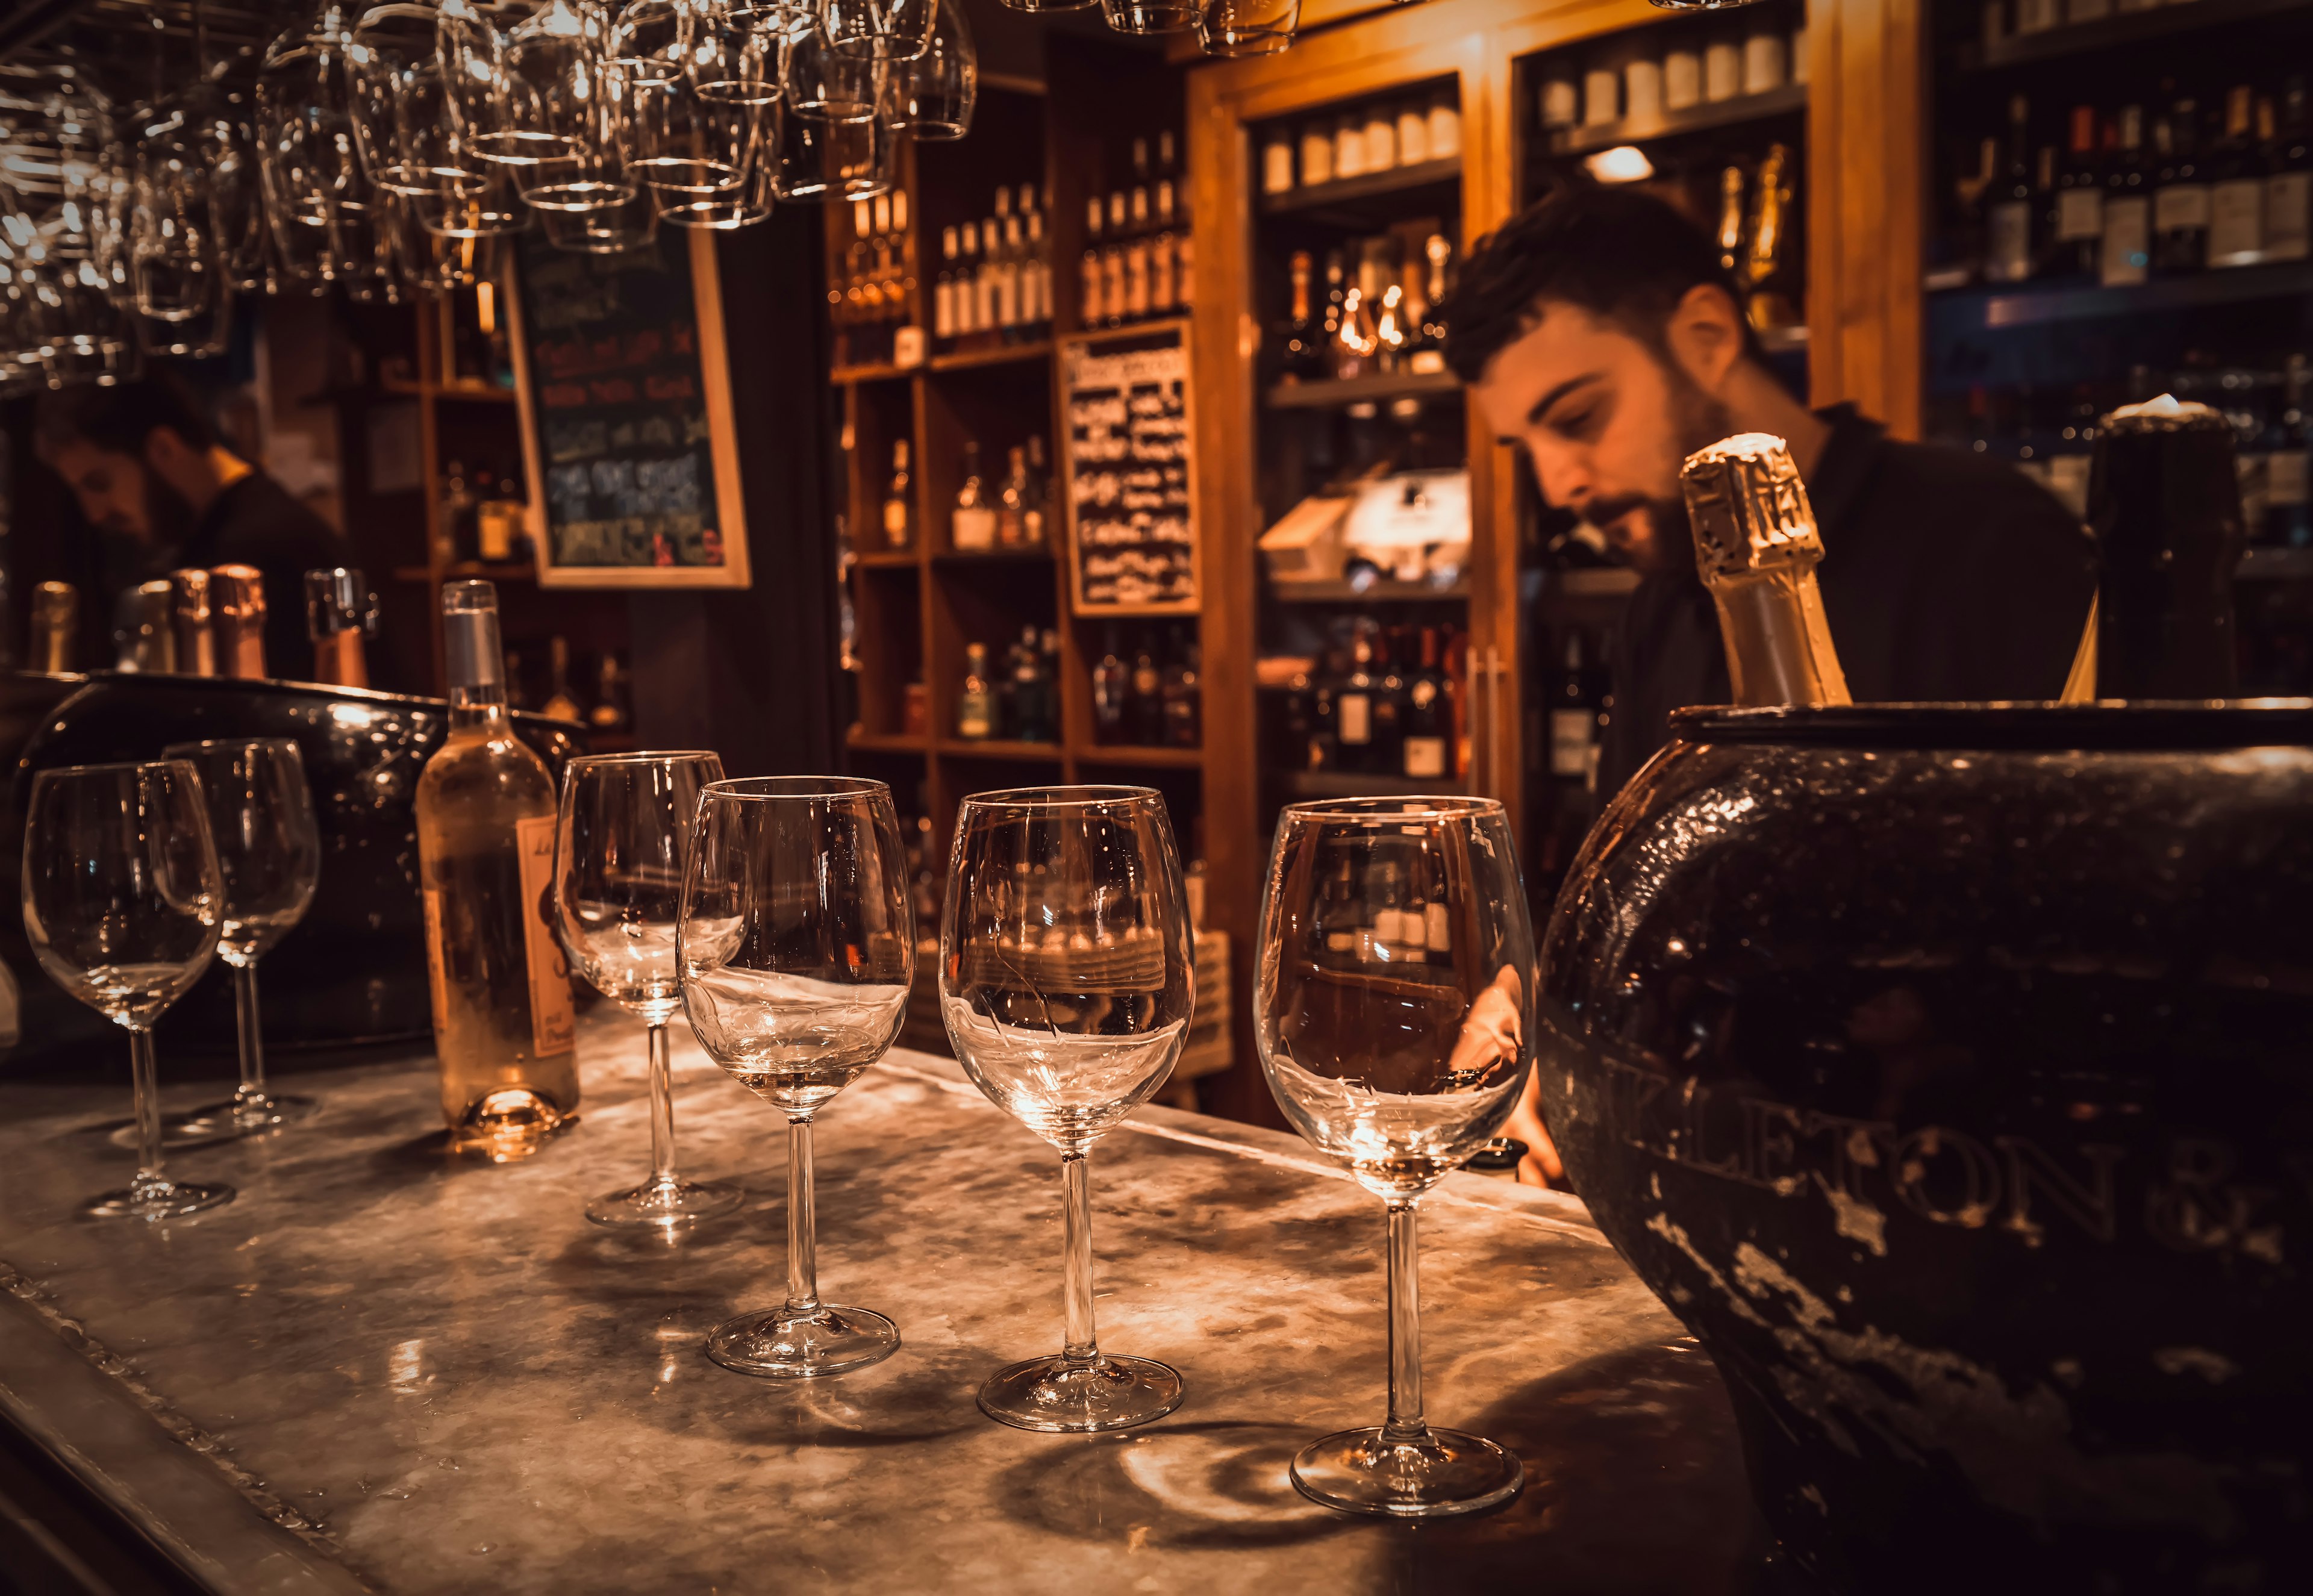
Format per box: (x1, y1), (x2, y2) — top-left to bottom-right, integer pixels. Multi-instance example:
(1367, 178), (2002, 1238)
(1931, 259), (2313, 329)
(1551, 79), (1808, 155)
(1961, 0), (2312, 73)
(1258, 157), (1464, 220)
(928, 341), (1054, 373)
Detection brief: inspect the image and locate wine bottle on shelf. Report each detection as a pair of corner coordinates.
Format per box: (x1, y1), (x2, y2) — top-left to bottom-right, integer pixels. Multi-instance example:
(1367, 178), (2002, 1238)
(2263, 355), (2310, 548)
(1400, 626), (1449, 780)
(1549, 631), (1602, 787)
(1678, 434), (1853, 708)
(540, 637), (582, 720)
(169, 569), (217, 677)
(2152, 99), (2209, 276)
(1743, 143), (1800, 331)
(210, 565), (268, 680)
(1162, 640), (1200, 749)
(1277, 250), (1325, 382)
(997, 446), (1031, 547)
(1306, 652), (1340, 772)
(2207, 86), (2265, 269)
(2052, 105), (2105, 282)
(415, 581), (579, 1158)
(2087, 396), (2246, 697)
(30, 581), (76, 675)
(1370, 627), (1406, 774)
(305, 568), (375, 689)
(1716, 165), (1747, 279)
(1337, 627), (1378, 772)
(958, 642), (995, 740)
(1011, 625), (1055, 743)
(952, 441), (996, 551)
(1129, 636), (1165, 745)
(2102, 105), (2152, 287)
(1024, 435), (1052, 547)
(2268, 78), (2311, 264)
(1984, 95), (2036, 284)
(884, 439), (915, 550)
(935, 227), (958, 341)
(1093, 625), (1128, 743)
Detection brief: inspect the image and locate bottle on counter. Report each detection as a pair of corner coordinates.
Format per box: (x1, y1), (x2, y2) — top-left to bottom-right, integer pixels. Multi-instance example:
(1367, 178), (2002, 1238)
(168, 569), (217, 677)
(30, 581), (76, 675)
(1678, 433), (1855, 708)
(210, 565), (268, 680)
(2086, 395), (2247, 697)
(305, 567), (377, 688)
(414, 580), (579, 1158)
(2263, 355), (2311, 547)
(116, 581), (174, 673)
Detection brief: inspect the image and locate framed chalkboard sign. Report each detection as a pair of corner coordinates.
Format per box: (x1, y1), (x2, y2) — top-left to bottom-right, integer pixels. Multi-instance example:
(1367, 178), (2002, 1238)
(1059, 320), (1199, 615)
(505, 228), (751, 588)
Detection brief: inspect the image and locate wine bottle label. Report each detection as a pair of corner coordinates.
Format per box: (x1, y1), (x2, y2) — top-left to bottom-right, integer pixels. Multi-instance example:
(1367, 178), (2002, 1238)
(516, 813), (577, 1058)
(2153, 182), (2211, 232)
(2265, 173), (2311, 261)
(1549, 709), (1595, 776)
(2208, 180), (2266, 266)
(1986, 202), (2032, 282)
(2100, 196), (2151, 284)
(1402, 735), (1447, 778)
(1338, 693), (1372, 744)
(2056, 189), (2103, 242)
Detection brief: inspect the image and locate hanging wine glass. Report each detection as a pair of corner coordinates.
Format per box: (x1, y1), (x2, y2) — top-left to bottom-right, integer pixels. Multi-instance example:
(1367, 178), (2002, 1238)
(990, 0), (1096, 16)
(822, 0), (938, 61)
(1195, 0), (1299, 56)
(773, 25), (894, 204)
(255, 4), (366, 287)
(629, 5), (779, 228)
(1100, 0), (1200, 36)
(885, 0), (973, 142)
(129, 114), (219, 324)
(496, 0), (634, 210)
(1, 65), (136, 382)
(387, 190), (485, 291)
(533, 176), (658, 252)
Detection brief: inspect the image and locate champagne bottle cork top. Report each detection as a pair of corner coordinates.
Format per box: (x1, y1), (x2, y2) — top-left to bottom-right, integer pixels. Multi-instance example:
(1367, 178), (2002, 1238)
(211, 564), (265, 621)
(33, 581), (75, 620)
(1678, 432), (1826, 583)
(2103, 393), (2228, 434)
(167, 567), (212, 623)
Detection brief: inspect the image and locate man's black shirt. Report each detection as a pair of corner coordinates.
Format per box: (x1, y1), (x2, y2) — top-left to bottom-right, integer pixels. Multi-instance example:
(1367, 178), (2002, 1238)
(177, 472), (355, 678)
(1597, 405), (2096, 796)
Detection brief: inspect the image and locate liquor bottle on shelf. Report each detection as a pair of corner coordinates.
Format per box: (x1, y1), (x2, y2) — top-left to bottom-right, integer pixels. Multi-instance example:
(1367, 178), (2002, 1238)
(2152, 99), (2209, 276)
(30, 581), (76, 674)
(1093, 625), (1128, 742)
(2270, 78), (2311, 264)
(415, 581), (579, 1158)
(1743, 143), (1800, 331)
(1306, 650), (1340, 770)
(1023, 435), (1052, 546)
(1716, 165), (1746, 279)
(1371, 243), (1409, 373)
(1984, 95), (2036, 285)
(935, 227), (958, 341)
(1129, 636), (1165, 745)
(2102, 105), (2152, 287)
(1319, 249), (1347, 369)
(1400, 627), (1449, 781)
(952, 441), (996, 552)
(1549, 631), (1601, 790)
(957, 642), (995, 740)
(1408, 235), (1451, 374)
(588, 654), (631, 731)
(439, 458), (477, 565)
(1011, 626), (1057, 743)
(2208, 86), (2265, 269)
(1163, 129), (1193, 313)
(2262, 354), (2310, 547)
(1370, 626), (1406, 776)
(1162, 641), (1201, 749)
(542, 635), (582, 721)
(1333, 255), (1380, 381)
(880, 440), (914, 552)
(997, 446), (1032, 547)
(1336, 627), (1377, 772)
(2052, 105), (2105, 282)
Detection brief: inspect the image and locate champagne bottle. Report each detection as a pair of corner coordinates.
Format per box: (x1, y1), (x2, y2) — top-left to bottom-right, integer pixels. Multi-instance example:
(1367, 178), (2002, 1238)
(416, 581), (578, 1158)
(305, 567), (376, 688)
(2087, 395), (2246, 698)
(1678, 433), (1854, 708)
(168, 569), (217, 677)
(210, 564), (267, 680)
(30, 581), (76, 674)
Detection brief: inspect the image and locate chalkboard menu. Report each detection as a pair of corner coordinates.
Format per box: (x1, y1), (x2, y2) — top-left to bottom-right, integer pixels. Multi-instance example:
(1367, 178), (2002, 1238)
(1060, 322), (1199, 614)
(506, 228), (751, 588)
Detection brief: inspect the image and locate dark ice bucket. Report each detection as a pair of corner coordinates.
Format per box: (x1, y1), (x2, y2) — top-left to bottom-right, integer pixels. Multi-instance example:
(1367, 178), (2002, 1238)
(1538, 701), (2313, 1594)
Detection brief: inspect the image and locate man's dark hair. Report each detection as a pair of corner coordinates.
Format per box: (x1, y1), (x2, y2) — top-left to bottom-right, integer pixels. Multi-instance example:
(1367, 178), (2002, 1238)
(1442, 185), (1762, 385)
(35, 372), (220, 458)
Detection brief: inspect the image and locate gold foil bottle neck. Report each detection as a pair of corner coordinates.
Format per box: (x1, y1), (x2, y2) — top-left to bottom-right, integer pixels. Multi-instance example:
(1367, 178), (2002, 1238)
(1679, 432), (1826, 582)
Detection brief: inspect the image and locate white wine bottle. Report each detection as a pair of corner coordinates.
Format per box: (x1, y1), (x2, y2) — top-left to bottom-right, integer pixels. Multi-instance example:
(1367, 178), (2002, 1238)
(1678, 432), (1853, 708)
(416, 581), (579, 1158)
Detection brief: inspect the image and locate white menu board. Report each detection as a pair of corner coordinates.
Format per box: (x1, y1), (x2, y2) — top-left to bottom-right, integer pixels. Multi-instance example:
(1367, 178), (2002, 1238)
(1060, 322), (1199, 614)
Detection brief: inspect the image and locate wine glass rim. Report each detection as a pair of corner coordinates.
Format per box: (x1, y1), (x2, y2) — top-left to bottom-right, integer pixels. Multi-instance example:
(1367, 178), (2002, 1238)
(958, 784), (1161, 812)
(567, 749), (722, 767)
(32, 758), (199, 784)
(1279, 794), (1506, 822)
(701, 775), (889, 801)
(160, 737), (301, 756)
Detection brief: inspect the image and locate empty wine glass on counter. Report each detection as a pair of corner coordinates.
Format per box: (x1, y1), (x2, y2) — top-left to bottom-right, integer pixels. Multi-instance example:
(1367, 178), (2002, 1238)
(20, 762), (229, 1219)
(885, 0), (976, 142)
(159, 740), (323, 1141)
(941, 785), (1193, 1432)
(680, 776), (913, 1376)
(1196, 0), (1299, 58)
(555, 751), (742, 1229)
(1256, 796), (1535, 1517)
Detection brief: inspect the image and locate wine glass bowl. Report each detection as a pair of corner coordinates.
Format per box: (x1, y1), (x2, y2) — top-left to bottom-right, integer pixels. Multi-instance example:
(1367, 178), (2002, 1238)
(941, 785), (1193, 1432)
(20, 761), (232, 1220)
(555, 751), (740, 1229)
(680, 776), (913, 1376)
(1256, 796), (1536, 1517)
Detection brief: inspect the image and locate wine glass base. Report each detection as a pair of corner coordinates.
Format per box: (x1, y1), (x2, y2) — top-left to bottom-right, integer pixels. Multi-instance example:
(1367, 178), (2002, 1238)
(156, 1091), (317, 1147)
(585, 1177), (743, 1229)
(1290, 1426), (1523, 1518)
(84, 1177), (236, 1221)
(976, 1353), (1185, 1433)
(704, 1303), (899, 1379)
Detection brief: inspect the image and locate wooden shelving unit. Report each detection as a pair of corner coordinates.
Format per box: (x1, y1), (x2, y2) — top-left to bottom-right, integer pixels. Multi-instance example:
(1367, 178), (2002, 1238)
(1550, 81), (1808, 155)
(1958, 0), (2310, 71)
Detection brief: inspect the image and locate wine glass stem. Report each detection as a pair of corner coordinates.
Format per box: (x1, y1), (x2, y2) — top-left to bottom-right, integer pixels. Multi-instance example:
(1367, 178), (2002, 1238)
(130, 1029), (166, 1186)
(1062, 1150), (1099, 1365)
(785, 1115), (819, 1313)
(232, 962), (266, 1102)
(645, 1021), (676, 1186)
(1384, 1200), (1426, 1442)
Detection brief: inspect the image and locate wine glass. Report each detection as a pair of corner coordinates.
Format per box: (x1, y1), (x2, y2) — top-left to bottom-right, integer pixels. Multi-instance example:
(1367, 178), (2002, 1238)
(941, 785), (1193, 1432)
(158, 739), (323, 1141)
(1255, 796), (1535, 1517)
(773, 23), (896, 203)
(618, 5), (780, 228)
(130, 119), (218, 323)
(885, 0), (975, 142)
(679, 776), (913, 1376)
(1196, 0), (1299, 57)
(554, 751), (743, 1229)
(822, 0), (938, 61)
(20, 762), (231, 1220)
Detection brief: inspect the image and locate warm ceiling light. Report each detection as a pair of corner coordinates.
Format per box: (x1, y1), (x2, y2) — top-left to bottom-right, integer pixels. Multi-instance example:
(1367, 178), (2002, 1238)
(1585, 145), (1654, 184)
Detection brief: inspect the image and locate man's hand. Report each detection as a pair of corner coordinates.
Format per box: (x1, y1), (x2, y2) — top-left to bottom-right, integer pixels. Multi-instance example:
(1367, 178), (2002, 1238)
(1503, 1062), (1565, 1189)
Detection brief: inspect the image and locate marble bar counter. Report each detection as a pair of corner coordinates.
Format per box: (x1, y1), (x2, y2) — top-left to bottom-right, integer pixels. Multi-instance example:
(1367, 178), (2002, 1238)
(0, 1015), (1764, 1594)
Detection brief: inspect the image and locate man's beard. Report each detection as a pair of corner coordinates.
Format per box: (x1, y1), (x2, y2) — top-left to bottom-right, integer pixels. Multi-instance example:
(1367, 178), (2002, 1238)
(1583, 366), (1734, 580)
